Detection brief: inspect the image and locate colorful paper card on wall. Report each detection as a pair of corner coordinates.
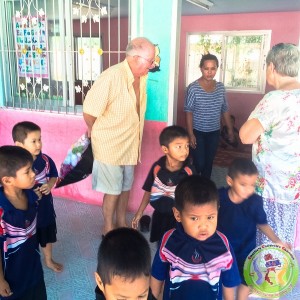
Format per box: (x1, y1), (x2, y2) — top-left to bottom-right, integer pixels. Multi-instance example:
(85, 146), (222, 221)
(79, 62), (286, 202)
(14, 15), (49, 78)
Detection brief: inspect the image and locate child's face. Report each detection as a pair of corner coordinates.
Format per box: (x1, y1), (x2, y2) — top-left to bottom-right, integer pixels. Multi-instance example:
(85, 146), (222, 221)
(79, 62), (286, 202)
(11, 162), (36, 189)
(173, 201), (218, 241)
(162, 137), (189, 162)
(227, 173), (257, 202)
(17, 130), (42, 158)
(95, 273), (150, 300)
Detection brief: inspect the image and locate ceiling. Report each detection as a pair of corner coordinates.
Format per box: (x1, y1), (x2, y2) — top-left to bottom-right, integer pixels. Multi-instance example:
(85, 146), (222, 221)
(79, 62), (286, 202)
(90, 0), (300, 17)
(182, 0), (300, 16)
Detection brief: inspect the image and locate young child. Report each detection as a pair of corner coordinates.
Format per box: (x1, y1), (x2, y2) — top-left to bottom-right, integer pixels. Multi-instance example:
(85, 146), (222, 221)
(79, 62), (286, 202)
(0, 146), (46, 299)
(132, 125), (195, 243)
(12, 121), (63, 272)
(151, 175), (240, 300)
(217, 158), (288, 300)
(95, 227), (157, 300)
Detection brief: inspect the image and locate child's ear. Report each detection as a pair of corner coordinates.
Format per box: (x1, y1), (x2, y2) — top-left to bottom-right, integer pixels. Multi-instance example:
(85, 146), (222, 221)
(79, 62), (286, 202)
(94, 272), (105, 293)
(161, 145), (168, 154)
(226, 175), (233, 187)
(172, 207), (181, 222)
(1, 176), (12, 186)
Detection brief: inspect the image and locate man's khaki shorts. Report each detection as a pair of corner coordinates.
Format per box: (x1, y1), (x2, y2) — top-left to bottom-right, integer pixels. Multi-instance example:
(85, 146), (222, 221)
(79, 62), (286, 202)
(92, 160), (135, 195)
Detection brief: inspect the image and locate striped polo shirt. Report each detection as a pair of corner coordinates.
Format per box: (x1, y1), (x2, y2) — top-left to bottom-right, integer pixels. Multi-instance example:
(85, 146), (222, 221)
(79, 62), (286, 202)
(83, 59), (147, 165)
(184, 80), (229, 132)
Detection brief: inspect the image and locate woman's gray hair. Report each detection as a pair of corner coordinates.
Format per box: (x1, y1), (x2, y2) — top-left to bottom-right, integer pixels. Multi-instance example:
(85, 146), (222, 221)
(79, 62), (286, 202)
(125, 37), (154, 56)
(266, 43), (300, 77)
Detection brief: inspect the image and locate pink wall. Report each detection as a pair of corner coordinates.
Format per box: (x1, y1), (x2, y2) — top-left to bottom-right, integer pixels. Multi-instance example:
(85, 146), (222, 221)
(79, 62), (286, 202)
(177, 11), (300, 129)
(0, 109), (164, 213)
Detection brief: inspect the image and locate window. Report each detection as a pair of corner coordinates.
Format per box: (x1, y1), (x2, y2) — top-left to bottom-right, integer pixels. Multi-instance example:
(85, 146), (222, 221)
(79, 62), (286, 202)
(0, 0), (129, 113)
(75, 37), (103, 82)
(186, 30), (271, 93)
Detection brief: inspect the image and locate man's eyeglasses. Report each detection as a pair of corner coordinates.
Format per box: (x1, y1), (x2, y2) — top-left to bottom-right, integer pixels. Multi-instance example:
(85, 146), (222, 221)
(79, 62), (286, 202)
(136, 55), (155, 66)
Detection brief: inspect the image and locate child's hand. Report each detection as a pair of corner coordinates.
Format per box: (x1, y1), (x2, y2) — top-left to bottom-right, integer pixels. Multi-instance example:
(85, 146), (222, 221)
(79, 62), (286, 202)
(0, 279), (13, 297)
(39, 183), (51, 195)
(33, 187), (42, 200)
(132, 213), (142, 230)
(277, 240), (293, 251)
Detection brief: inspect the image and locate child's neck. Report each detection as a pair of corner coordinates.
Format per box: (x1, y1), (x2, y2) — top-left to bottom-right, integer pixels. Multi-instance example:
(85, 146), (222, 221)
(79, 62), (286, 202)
(228, 188), (244, 204)
(165, 156), (184, 172)
(4, 187), (28, 210)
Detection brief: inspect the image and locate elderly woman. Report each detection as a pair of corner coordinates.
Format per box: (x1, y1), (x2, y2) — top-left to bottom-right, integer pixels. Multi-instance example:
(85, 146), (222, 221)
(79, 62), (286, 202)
(239, 43), (300, 247)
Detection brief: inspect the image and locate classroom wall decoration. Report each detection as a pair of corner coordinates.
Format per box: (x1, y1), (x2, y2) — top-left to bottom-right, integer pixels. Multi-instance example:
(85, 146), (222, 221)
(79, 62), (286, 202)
(14, 13), (49, 78)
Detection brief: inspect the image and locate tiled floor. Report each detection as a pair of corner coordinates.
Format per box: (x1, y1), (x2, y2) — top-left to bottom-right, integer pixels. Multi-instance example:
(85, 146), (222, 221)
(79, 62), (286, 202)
(44, 166), (300, 299)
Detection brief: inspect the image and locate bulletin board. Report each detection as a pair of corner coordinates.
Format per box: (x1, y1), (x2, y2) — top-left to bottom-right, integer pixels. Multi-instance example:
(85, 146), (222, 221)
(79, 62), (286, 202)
(14, 16), (49, 78)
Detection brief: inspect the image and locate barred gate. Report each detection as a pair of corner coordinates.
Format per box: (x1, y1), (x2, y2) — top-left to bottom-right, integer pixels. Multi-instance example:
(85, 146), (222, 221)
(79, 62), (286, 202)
(0, 0), (129, 113)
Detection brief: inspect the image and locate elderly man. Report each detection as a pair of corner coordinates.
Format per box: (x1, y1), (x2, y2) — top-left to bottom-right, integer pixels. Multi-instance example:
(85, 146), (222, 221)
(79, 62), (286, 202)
(83, 37), (155, 236)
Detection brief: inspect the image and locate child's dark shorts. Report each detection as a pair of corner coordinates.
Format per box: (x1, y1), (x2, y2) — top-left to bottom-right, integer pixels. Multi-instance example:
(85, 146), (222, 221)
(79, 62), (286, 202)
(17, 279), (47, 300)
(150, 210), (176, 243)
(36, 222), (57, 247)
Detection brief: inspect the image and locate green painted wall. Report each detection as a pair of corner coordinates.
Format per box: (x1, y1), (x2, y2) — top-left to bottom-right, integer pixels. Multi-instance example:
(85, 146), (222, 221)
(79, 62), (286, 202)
(141, 0), (179, 122)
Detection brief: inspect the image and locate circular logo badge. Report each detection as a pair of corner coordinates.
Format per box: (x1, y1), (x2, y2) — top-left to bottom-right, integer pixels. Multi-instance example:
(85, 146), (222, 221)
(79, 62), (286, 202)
(244, 244), (299, 299)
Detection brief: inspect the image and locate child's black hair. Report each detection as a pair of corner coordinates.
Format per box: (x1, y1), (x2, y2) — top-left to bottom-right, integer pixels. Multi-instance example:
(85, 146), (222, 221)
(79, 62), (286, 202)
(96, 228), (151, 285)
(175, 175), (219, 212)
(227, 158), (258, 179)
(12, 121), (41, 143)
(199, 53), (219, 68)
(159, 125), (189, 147)
(0, 146), (33, 182)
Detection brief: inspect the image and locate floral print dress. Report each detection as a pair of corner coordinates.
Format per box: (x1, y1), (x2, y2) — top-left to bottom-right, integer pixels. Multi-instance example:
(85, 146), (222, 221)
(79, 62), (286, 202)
(248, 89), (300, 246)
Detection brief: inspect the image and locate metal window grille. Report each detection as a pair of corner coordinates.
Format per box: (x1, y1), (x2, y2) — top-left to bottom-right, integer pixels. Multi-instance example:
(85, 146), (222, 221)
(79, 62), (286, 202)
(0, 0), (129, 114)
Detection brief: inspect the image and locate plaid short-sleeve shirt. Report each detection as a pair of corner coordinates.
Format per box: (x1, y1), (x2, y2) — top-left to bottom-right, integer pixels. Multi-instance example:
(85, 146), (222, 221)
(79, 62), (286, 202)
(83, 59), (147, 165)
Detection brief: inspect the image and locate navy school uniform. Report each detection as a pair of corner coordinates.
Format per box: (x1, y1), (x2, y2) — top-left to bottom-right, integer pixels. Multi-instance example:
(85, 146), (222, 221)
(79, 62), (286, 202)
(143, 156), (195, 243)
(0, 188), (45, 300)
(151, 223), (241, 300)
(217, 187), (267, 282)
(33, 152), (58, 228)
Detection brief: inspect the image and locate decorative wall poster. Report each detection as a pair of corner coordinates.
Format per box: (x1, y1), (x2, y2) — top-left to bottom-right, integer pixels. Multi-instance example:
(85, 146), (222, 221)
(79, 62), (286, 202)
(14, 15), (49, 78)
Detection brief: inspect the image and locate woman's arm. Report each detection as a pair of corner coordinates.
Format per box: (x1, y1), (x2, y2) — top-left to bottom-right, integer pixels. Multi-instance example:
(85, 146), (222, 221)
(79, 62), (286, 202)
(222, 112), (234, 142)
(239, 118), (264, 145)
(186, 111), (196, 149)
